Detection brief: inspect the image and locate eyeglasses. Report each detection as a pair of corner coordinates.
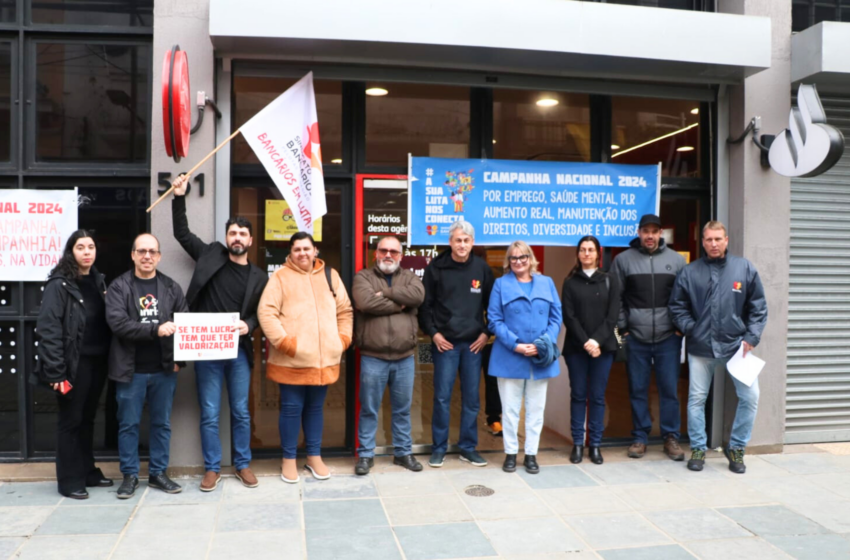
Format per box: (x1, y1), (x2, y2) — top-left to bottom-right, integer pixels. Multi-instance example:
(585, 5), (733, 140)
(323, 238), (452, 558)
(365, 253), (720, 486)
(508, 255), (530, 263)
(377, 248), (402, 257)
(134, 249), (160, 257)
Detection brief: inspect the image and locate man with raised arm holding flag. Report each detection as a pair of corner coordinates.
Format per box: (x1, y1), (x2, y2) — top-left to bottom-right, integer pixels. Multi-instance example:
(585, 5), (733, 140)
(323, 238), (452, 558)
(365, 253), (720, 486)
(170, 175), (267, 492)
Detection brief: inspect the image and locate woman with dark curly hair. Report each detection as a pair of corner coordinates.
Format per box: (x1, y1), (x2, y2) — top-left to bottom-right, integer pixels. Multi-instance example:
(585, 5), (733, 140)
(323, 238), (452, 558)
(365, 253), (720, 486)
(35, 229), (113, 499)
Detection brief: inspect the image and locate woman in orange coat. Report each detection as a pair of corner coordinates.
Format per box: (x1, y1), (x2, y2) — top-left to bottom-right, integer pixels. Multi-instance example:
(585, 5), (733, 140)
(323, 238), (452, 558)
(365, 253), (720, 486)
(258, 232), (353, 483)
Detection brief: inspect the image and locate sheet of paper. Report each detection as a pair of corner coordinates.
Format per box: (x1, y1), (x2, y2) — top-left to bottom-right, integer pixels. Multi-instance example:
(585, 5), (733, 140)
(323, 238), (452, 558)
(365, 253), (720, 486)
(726, 342), (766, 387)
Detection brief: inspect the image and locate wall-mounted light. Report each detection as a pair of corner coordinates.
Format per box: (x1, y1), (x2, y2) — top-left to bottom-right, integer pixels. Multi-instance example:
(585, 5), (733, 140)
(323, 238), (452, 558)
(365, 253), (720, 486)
(366, 87), (388, 96)
(690, 108), (699, 115)
(492, 139), (497, 144)
(331, 158), (343, 164)
(611, 144), (620, 150)
(677, 146), (695, 152)
(536, 98), (558, 107)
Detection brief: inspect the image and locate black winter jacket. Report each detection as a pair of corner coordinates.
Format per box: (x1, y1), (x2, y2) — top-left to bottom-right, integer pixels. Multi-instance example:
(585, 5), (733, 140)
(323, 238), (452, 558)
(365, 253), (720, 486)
(610, 237), (686, 344)
(34, 269), (108, 385)
(172, 195), (267, 367)
(561, 270), (621, 354)
(105, 270), (188, 383)
(669, 253), (768, 359)
(419, 250), (494, 343)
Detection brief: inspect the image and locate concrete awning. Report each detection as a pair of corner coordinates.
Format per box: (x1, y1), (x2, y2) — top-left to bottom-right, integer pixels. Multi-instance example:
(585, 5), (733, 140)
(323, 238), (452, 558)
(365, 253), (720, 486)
(792, 22), (850, 93)
(210, 0), (771, 85)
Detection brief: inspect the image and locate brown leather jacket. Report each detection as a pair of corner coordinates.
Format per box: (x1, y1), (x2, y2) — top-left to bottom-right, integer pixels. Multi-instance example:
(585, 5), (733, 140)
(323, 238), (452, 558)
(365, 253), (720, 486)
(353, 265), (425, 361)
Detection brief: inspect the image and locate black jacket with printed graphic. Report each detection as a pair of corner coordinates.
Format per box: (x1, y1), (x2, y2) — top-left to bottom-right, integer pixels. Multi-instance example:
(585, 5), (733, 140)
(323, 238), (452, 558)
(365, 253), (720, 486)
(669, 253), (768, 359)
(419, 250), (495, 343)
(105, 270), (189, 383)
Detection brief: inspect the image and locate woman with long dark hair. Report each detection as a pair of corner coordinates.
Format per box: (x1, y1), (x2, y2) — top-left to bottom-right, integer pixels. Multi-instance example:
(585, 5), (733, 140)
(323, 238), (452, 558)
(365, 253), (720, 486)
(35, 229), (113, 499)
(561, 235), (620, 465)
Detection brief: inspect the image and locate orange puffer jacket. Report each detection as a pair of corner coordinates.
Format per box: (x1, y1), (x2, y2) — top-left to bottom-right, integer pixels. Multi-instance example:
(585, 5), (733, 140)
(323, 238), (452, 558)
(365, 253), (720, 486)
(258, 257), (353, 385)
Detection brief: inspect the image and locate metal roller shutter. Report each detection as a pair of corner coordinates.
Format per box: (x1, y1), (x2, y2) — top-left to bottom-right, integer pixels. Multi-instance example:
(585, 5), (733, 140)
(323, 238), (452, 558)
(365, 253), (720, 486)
(787, 94), (850, 444)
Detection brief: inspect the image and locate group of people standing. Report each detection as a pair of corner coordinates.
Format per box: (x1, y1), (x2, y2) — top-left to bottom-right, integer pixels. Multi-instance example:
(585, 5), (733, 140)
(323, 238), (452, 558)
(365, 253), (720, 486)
(36, 180), (768, 500)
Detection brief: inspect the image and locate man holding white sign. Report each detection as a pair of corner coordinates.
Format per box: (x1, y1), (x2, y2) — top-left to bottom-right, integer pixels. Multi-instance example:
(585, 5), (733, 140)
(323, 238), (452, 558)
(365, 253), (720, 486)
(668, 221), (768, 474)
(170, 177), (267, 492)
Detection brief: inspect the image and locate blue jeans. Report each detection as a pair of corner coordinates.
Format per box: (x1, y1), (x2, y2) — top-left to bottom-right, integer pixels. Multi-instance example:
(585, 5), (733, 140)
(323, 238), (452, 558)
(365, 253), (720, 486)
(195, 348), (252, 472)
(565, 352), (614, 447)
(688, 353), (760, 450)
(279, 384), (328, 458)
(358, 355), (415, 458)
(431, 341), (482, 454)
(116, 371), (178, 476)
(626, 334), (682, 444)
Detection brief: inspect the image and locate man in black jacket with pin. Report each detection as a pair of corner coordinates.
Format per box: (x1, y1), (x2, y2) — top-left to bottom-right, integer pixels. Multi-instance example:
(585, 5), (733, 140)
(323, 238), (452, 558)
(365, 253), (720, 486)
(170, 175), (268, 492)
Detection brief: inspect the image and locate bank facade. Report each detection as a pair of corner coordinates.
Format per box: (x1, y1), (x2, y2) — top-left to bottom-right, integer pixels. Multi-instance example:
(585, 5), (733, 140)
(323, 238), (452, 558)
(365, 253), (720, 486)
(1, 0), (848, 467)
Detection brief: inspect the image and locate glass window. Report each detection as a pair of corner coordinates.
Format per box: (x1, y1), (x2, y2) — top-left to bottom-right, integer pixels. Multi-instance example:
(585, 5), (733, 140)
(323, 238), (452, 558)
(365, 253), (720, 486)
(365, 83), (470, 167)
(0, 321), (19, 452)
(232, 76), (343, 168)
(0, 43), (11, 162)
(493, 90), (590, 162)
(35, 42), (150, 164)
(31, 0), (153, 27)
(611, 97), (701, 178)
(230, 183), (347, 451)
(0, 0), (13, 24)
(792, 2), (812, 31)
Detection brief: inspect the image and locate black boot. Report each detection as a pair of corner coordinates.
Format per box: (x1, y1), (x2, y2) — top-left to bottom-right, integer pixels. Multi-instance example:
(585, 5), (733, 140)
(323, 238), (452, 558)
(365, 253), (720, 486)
(354, 457), (374, 476)
(523, 455), (540, 474)
(502, 454), (517, 473)
(570, 445), (584, 464)
(589, 446), (604, 465)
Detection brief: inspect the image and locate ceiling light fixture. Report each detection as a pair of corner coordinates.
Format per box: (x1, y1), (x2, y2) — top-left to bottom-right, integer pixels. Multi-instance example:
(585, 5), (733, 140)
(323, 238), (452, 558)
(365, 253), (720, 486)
(536, 98), (558, 107)
(690, 108), (699, 115)
(611, 123), (699, 159)
(366, 87), (388, 96)
(611, 144), (620, 150)
(676, 146), (695, 152)
(331, 158), (343, 164)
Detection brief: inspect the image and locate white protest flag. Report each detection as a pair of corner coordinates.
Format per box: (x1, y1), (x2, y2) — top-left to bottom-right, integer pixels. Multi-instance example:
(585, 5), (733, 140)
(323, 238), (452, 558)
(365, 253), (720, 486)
(240, 72), (326, 233)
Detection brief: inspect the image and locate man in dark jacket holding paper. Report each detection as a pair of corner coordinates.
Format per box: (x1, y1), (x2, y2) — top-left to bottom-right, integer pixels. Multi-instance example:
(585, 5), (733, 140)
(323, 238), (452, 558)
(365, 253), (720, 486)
(106, 233), (188, 498)
(420, 220), (494, 468)
(669, 221), (768, 474)
(170, 175), (268, 492)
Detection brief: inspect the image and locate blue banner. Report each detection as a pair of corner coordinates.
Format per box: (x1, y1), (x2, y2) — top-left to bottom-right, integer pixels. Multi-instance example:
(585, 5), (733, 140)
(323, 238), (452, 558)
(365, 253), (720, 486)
(408, 157), (660, 246)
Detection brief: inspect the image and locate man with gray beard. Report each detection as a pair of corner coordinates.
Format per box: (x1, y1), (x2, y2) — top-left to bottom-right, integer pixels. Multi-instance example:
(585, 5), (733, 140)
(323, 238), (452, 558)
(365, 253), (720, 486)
(352, 236), (426, 475)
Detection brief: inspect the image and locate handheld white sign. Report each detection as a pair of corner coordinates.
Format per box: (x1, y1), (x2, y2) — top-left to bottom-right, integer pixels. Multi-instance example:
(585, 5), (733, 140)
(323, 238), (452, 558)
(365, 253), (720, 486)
(173, 313), (240, 361)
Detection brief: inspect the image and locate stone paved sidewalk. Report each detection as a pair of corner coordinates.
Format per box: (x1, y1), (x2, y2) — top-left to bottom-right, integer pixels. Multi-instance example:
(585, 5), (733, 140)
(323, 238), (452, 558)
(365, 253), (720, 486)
(2, 448), (850, 559)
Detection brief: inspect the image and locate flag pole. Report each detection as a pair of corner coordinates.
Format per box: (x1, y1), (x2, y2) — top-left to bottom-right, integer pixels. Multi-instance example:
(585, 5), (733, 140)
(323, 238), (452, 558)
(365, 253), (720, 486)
(147, 128), (242, 213)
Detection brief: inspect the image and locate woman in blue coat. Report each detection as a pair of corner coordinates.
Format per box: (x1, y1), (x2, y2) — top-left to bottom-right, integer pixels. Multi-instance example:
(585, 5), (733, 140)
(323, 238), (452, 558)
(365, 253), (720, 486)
(488, 240), (562, 474)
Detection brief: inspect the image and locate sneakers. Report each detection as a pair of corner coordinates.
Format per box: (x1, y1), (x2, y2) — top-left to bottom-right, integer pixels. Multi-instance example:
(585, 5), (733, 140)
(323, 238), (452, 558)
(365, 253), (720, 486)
(428, 452), (445, 468)
(664, 435), (685, 461)
(688, 449), (706, 472)
(393, 455), (423, 472)
(459, 450), (488, 467)
(628, 442), (647, 459)
(200, 471), (221, 492)
(117, 474), (139, 499)
(149, 473), (182, 494)
(355, 457), (374, 476)
(488, 421), (503, 437)
(236, 468), (259, 488)
(724, 447), (747, 474)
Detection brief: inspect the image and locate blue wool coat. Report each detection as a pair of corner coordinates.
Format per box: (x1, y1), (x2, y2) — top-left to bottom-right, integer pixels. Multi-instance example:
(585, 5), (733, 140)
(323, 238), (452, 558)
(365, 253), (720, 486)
(487, 272), (563, 380)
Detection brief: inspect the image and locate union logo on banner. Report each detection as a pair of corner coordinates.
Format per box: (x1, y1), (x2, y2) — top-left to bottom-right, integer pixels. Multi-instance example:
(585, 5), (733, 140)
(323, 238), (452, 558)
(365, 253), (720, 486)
(426, 225), (438, 236)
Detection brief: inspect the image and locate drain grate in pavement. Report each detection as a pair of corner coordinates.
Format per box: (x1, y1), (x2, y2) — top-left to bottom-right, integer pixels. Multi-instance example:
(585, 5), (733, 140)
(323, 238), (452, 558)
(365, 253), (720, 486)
(464, 485), (495, 497)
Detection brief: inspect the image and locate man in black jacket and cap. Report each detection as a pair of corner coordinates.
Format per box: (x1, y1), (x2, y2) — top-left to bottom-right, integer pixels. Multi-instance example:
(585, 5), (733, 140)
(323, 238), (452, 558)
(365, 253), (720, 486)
(106, 233), (188, 499)
(420, 220), (494, 468)
(170, 175), (268, 492)
(669, 221), (768, 474)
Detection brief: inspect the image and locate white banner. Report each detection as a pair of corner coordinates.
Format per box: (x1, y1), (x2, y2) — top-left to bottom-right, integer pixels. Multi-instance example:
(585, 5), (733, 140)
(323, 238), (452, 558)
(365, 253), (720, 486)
(240, 72), (326, 234)
(173, 312), (240, 361)
(0, 188), (78, 282)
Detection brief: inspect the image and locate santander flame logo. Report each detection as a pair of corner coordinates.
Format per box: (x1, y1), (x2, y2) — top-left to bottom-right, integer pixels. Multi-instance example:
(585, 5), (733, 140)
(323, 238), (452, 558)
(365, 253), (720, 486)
(768, 84), (845, 178)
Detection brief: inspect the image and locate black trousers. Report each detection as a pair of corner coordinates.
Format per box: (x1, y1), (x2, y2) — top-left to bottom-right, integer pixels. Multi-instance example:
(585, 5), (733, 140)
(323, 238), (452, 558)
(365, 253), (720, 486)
(56, 354), (108, 495)
(481, 345), (502, 423)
